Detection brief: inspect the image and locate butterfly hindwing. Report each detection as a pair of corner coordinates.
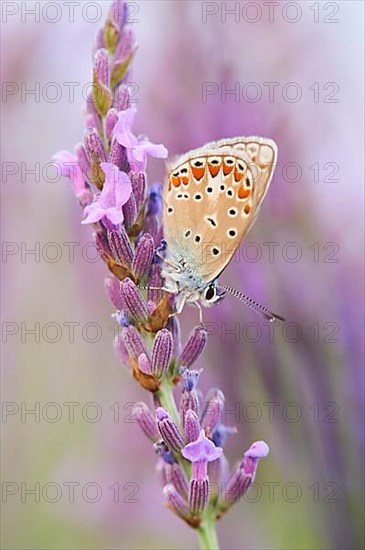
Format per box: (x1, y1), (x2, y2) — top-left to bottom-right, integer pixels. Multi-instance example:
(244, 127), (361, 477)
(163, 137), (277, 283)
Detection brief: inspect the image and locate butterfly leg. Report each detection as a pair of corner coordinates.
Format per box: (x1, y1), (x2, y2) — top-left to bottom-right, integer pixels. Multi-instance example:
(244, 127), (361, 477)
(155, 253), (182, 272)
(192, 301), (204, 327)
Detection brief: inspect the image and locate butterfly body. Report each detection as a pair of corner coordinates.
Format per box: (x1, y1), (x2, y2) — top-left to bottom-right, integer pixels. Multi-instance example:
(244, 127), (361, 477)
(161, 136), (278, 317)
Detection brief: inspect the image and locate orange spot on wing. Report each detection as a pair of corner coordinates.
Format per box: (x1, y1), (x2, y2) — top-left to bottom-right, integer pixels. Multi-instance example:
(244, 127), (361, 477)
(244, 204), (251, 215)
(208, 163), (220, 177)
(234, 166), (242, 182)
(191, 165), (205, 181)
(181, 176), (189, 185)
(238, 186), (250, 199)
(171, 175), (180, 187)
(223, 161), (234, 176)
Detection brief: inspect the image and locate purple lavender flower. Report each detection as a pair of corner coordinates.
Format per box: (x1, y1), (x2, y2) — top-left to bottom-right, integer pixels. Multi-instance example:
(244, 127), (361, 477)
(220, 441), (269, 510)
(81, 162), (132, 227)
(182, 430), (223, 515)
(114, 107), (168, 171)
(52, 150), (92, 206)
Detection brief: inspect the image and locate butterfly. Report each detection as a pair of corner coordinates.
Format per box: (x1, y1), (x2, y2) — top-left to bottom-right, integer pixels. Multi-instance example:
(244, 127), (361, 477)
(159, 136), (284, 323)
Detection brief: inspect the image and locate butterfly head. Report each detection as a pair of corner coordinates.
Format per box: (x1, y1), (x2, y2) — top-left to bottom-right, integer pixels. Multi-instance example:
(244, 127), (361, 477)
(199, 280), (226, 308)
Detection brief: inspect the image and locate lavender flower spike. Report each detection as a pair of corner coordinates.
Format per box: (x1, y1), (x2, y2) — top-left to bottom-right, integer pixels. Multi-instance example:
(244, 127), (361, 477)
(182, 430), (223, 515)
(151, 329), (173, 378)
(156, 407), (184, 453)
(135, 402), (159, 442)
(120, 277), (148, 324)
(177, 327), (208, 368)
(132, 233), (155, 282)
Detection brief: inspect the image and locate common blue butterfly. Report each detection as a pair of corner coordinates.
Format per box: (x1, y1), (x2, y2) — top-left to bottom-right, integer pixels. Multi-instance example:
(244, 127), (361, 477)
(160, 136), (284, 323)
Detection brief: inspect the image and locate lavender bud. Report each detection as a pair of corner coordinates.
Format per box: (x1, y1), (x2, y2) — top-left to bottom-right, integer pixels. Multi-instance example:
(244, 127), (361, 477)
(107, 227), (133, 267)
(132, 233), (154, 282)
(113, 334), (129, 366)
(165, 462), (189, 500)
(151, 329), (173, 377)
(201, 388), (225, 420)
(144, 216), (160, 243)
(167, 316), (181, 357)
(147, 264), (163, 305)
(105, 108), (118, 142)
(189, 479), (209, 516)
(220, 465), (251, 509)
(122, 192), (137, 230)
(85, 90), (102, 132)
(163, 484), (190, 521)
(156, 407), (184, 453)
(146, 183), (163, 216)
(93, 49), (112, 117)
(130, 171), (146, 211)
(75, 143), (91, 182)
(104, 276), (124, 310)
(121, 325), (149, 359)
(179, 370), (202, 427)
(111, 27), (135, 88)
(177, 327), (208, 368)
(208, 453), (230, 488)
(114, 83), (131, 111)
(134, 402), (159, 442)
(108, 0), (126, 29)
(201, 394), (224, 434)
(94, 230), (112, 258)
(220, 441), (269, 509)
(138, 353), (152, 374)
(120, 277), (148, 324)
(184, 410), (200, 443)
(84, 128), (107, 164)
(94, 28), (106, 51)
(108, 138), (128, 171)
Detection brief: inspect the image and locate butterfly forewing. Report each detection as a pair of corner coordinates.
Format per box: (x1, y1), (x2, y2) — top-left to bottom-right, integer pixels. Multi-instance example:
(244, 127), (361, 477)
(163, 137), (277, 283)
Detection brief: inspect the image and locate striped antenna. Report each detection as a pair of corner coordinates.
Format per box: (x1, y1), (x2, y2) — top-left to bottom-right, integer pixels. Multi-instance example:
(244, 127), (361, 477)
(218, 285), (285, 323)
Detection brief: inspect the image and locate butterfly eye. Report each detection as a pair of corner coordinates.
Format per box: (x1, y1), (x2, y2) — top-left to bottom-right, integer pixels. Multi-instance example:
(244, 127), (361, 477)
(204, 285), (216, 301)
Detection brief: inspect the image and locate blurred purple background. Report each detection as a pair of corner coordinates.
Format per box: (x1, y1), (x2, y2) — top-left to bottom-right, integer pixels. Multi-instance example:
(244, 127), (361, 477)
(1, 1), (364, 549)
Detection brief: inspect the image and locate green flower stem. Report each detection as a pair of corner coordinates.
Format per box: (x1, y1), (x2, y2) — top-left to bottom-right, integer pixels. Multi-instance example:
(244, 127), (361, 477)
(197, 514), (220, 550)
(157, 378), (180, 426)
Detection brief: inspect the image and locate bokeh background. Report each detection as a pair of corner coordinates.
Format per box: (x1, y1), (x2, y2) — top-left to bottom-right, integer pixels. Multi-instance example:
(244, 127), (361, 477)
(1, 1), (364, 549)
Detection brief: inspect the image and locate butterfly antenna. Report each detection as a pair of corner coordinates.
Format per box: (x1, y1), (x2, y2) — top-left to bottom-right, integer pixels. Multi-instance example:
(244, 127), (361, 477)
(219, 285), (285, 323)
